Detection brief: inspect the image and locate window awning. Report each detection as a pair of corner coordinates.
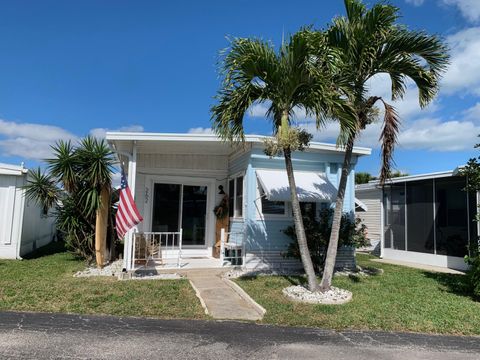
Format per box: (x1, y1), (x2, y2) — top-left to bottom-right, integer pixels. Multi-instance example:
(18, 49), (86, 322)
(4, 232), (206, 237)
(355, 197), (368, 212)
(256, 169), (338, 203)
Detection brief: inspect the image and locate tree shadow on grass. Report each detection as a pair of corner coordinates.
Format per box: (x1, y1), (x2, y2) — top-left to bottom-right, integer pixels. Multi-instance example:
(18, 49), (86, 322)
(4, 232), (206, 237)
(22, 241), (67, 260)
(422, 271), (478, 301)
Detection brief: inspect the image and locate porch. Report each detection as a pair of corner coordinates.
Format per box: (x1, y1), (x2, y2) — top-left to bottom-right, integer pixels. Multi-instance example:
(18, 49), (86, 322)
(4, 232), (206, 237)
(128, 229), (245, 271)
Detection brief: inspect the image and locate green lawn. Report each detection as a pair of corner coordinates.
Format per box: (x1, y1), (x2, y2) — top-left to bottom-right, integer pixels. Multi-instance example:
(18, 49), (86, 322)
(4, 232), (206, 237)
(235, 254), (480, 335)
(0, 243), (206, 319)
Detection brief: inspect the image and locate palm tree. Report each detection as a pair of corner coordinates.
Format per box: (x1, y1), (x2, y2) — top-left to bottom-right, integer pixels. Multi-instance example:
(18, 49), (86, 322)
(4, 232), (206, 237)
(24, 136), (114, 267)
(211, 32), (356, 291)
(314, 0), (449, 291)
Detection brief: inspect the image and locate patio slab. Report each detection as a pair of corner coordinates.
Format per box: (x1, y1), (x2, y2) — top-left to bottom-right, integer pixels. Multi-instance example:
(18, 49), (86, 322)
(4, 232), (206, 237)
(186, 269), (264, 321)
(371, 258), (465, 274)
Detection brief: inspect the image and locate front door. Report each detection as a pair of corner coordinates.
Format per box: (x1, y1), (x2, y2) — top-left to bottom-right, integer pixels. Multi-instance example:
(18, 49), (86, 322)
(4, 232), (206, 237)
(151, 183), (207, 246)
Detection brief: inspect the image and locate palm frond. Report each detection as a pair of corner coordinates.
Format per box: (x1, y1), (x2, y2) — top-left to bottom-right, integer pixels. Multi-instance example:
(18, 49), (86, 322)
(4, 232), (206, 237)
(47, 140), (78, 192)
(76, 136), (114, 188)
(379, 100), (400, 184)
(23, 168), (60, 213)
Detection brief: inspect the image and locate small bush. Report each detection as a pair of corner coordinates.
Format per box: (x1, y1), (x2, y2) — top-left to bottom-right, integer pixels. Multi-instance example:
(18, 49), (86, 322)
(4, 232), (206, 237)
(283, 208), (369, 272)
(465, 255), (480, 298)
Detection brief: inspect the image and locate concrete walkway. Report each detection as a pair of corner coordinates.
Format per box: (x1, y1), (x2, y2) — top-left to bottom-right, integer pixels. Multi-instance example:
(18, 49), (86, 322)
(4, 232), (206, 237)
(185, 269), (264, 321)
(371, 258), (465, 274)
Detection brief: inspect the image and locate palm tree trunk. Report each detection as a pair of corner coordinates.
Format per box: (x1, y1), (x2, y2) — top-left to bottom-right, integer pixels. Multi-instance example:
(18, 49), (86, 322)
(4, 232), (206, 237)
(95, 186), (110, 268)
(283, 147), (319, 292)
(319, 135), (355, 292)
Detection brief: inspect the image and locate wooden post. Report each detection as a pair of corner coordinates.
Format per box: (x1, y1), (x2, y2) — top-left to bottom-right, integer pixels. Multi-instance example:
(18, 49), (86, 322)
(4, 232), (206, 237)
(95, 186), (110, 268)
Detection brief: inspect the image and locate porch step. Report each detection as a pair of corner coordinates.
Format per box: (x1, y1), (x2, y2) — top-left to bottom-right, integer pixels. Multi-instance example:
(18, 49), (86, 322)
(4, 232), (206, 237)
(186, 269), (264, 321)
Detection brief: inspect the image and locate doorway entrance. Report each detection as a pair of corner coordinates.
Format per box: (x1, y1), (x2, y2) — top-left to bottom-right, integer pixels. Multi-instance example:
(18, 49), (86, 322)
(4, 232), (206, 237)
(151, 183), (208, 246)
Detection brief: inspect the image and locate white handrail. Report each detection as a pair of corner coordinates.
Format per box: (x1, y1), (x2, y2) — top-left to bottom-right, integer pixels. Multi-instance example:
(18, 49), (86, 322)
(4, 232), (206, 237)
(131, 230), (183, 269)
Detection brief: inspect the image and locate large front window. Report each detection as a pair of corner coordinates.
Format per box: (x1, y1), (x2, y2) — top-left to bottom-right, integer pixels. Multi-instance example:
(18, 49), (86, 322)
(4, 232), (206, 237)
(151, 183), (207, 246)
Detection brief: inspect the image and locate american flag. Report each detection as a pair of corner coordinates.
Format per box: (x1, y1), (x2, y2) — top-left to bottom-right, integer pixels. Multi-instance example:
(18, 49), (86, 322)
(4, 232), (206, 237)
(115, 170), (143, 239)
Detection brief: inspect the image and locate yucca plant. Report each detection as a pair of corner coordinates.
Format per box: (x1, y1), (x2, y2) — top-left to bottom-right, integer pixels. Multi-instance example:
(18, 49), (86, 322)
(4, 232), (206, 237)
(24, 136), (115, 266)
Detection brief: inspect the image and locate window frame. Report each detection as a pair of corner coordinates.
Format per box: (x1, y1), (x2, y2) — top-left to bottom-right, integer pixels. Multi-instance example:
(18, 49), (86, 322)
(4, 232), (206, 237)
(229, 173), (245, 219)
(256, 180), (290, 219)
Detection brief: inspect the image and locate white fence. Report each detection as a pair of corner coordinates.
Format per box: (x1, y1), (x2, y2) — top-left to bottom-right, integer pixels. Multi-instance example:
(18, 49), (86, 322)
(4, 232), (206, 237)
(220, 228), (245, 267)
(131, 230), (183, 269)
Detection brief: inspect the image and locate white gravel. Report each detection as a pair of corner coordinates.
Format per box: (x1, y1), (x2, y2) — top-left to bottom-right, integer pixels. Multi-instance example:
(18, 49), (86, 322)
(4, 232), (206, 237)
(282, 285), (352, 305)
(122, 273), (182, 281)
(74, 260), (183, 280)
(74, 260), (124, 278)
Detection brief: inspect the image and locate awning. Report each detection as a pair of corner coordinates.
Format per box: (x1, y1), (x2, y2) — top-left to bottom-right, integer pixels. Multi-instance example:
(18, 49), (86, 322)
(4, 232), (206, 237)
(256, 169), (337, 202)
(355, 197), (368, 212)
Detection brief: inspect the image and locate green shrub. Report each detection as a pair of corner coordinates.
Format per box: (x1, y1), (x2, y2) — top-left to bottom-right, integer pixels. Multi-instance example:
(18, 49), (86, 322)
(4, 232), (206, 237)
(465, 254), (480, 298)
(283, 208), (369, 272)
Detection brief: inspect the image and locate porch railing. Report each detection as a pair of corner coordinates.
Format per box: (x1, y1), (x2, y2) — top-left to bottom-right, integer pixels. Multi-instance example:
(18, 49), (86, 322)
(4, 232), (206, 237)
(131, 230), (183, 269)
(220, 228), (246, 267)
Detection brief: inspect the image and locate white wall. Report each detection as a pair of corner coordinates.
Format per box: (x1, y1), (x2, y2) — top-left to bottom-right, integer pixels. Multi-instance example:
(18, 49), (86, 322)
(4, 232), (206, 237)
(0, 174), (24, 258)
(0, 172), (55, 259)
(19, 198), (55, 257)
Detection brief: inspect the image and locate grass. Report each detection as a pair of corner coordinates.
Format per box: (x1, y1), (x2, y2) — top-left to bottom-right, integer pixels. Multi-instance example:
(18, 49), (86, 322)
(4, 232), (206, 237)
(235, 254), (480, 335)
(0, 242), (206, 319)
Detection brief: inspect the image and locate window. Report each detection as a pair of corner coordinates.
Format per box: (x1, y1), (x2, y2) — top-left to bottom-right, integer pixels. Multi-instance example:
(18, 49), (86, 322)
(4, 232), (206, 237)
(229, 176), (243, 218)
(300, 202), (317, 219)
(330, 163), (338, 174)
(259, 186), (286, 216)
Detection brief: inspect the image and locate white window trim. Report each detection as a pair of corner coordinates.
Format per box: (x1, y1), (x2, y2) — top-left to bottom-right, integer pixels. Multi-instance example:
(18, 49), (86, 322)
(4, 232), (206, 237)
(255, 180), (291, 220)
(229, 172), (245, 220)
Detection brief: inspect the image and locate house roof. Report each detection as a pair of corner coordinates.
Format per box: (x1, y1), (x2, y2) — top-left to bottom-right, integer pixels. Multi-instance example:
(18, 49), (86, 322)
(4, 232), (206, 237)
(0, 162), (28, 176)
(356, 167), (464, 191)
(106, 132), (372, 156)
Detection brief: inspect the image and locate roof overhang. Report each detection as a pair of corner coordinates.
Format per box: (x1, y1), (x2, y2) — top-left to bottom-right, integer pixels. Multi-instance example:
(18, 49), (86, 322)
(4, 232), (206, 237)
(0, 163), (28, 176)
(106, 132), (372, 157)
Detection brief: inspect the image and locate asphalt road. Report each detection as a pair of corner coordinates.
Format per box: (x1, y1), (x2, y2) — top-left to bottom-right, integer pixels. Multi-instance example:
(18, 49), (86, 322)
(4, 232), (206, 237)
(0, 311), (479, 359)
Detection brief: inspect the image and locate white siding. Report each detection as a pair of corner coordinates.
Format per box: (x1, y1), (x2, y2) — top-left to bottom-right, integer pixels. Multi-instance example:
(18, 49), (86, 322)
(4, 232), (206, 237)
(19, 199), (55, 257)
(356, 188), (382, 242)
(0, 172), (55, 259)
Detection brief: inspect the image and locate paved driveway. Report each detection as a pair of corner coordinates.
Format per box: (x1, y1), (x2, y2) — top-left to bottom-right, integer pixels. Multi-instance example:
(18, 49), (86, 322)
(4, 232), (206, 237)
(0, 312), (479, 359)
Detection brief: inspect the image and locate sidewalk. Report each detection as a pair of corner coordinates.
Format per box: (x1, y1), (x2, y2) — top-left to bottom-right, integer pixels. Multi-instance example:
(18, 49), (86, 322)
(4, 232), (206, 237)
(185, 269), (264, 321)
(371, 258), (465, 274)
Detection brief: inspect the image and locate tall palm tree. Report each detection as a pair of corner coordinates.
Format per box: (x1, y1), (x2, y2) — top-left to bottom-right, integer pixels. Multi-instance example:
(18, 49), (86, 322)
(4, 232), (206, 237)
(211, 32), (356, 291)
(315, 0), (449, 291)
(24, 136), (114, 267)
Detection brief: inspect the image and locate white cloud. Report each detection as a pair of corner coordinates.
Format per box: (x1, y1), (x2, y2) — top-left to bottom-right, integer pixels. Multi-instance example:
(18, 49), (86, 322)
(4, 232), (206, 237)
(463, 102), (480, 121)
(187, 127), (213, 134)
(405, 0), (425, 6)
(442, 0), (480, 23)
(89, 125), (144, 139)
(0, 119), (78, 160)
(441, 27), (480, 95)
(366, 74), (439, 119)
(247, 102), (270, 118)
(0, 120), (145, 161)
(397, 118), (480, 151)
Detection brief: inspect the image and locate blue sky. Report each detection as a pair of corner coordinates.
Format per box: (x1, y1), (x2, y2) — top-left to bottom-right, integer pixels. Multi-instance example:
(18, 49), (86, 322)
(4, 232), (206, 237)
(0, 0), (479, 176)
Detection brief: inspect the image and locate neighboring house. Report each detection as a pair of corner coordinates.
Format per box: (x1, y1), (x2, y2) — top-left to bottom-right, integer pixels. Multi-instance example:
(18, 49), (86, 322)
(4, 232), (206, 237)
(106, 132), (371, 271)
(355, 187), (382, 254)
(0, 163), (56, 259)
(356, 168), (477, 270)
